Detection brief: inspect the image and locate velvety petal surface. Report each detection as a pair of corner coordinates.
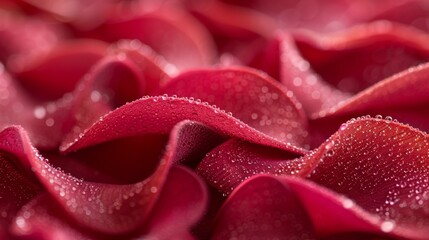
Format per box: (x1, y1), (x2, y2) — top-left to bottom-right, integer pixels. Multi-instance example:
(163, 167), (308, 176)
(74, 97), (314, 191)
(310, 63), (429, 147)
(201, 118), (429, 238)
(10, 40), (107, 101)
(212, 175), (316, 240)
(139, 166), (207, 240)
(157, 67), (309, 148)
(62, 96), (306, 155)
(89, 6), (216, 71)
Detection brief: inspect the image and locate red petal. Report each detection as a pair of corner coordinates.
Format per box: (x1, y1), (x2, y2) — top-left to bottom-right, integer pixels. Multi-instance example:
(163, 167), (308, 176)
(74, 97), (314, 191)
(89, 6), (216, 71)
(294, 21), (429, 96)
(251, 33), (351, 116)
(61, 96), (306, 155)
(0, 126), (168, 234)
(141, 166), (207, 239)
(66, 40), (172, 144)
(0, 71), (74, 149)
(218, 0), (357, 32)
(10, 40), (107, 101)
(11, 194), (95, 240)
(212, 175), (316, 240)
(156, 67), (309, 148)
(0, 128), (41, 229)
(307, 118), (429, 238)
(0, 13), (61, 63)
(197, 139), (313, 195)
(309, 63), (429, 147)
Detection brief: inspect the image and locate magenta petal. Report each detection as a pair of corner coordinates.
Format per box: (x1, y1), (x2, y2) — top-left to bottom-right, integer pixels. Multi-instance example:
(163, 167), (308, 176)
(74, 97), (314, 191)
(0, 13), (61, 63)
(306, 118), (429, 238)
(157, 67), (309, 147)
(66, 40), (173, 142)
(91, 6), (216, 71)
(141, 166), (207, 239)
(0, 72), (75, 149)
(212, 175), (316, 240)
(197, 139), (313, 195)
(0, 126), (168, 234)
(0, 128), (41, 229)
(309, 63), (429, 146)
(10, 40), (107, 101)
(11, 194), (95, 240)
(253, 34), (351, 116)
(62, 96), (306, 155)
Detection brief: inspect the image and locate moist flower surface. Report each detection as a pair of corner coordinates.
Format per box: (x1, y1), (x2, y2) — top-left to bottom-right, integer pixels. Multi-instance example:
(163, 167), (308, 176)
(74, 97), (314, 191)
(1, 0), (429, 239)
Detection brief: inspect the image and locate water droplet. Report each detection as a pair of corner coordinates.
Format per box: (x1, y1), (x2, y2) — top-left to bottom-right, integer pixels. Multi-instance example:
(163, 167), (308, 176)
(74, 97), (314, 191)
(90, 91), (101, 102)
(380, 220), (395, 233)
(342, 198), (354, 209)
(33, 106), (46, 119)
(150, 186), (158, 193)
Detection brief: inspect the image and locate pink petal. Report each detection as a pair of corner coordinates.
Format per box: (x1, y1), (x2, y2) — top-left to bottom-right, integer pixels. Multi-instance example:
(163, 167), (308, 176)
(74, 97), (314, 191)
(197, 139), (314, 195)
(189, 1), (275, 62)
(0, 128), (41, 229)
(0, 71), (75, 149)
(0, 126), (168, 234)
(0, 13), (61, 63)
(217, 0), (358, 32)
(251, 33), (351, 116)
(307, 118), (429, 238)
(0, 120), (218, 235)
(212, 175), (316, 240)
(61, 96), (306, 155)
(10, 40), (107, 101)
(66, 40), (172, 144)
(11, 194), (96, 240)
(294, 21), (429, 97)
(141, 166), (208, 240)
(156, 67), (309, 148)
(89, 6), (216, 71)
(309, 63), (429, 147)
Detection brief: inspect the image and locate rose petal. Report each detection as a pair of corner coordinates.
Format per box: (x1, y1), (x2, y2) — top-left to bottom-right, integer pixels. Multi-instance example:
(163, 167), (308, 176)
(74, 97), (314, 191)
(0, 128), (41, 230)
(250, 33), (351, 116)
(218, 0), (357, 32)
(0, 13), (60, 63)
(10, 39), (107, 101)
(156, 67), (309, 148)
(307, 118), (429, 238)
(89, 6), (216, 71)
(309, 63), (429, 146)
(66, 40), (172, 144)
(189, 1), (275, 62)
(0, 119), (221, 235)
(0, 71), (75, 149)
(61, 96), (306, 155)
(0, 126), (168, 234)
(140, 166), (207, 240)
(200, 118), (429, 238)
(294, 21), (429, 96)
(197, 139), (313, 195)
(11, 194), (95, 240)
(212, 175), (316, 240)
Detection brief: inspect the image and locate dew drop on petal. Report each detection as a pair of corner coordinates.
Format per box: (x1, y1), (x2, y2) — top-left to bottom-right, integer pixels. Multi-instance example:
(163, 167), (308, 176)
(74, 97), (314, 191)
(380, 220), (395, 233)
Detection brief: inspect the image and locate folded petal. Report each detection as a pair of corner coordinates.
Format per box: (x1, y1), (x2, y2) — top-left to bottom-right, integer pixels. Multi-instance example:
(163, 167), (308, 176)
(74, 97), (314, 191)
(309, 63), (429, 146)
(62, 96), (306, 155)
(197, 139), (313, 195)
(140, 166), (207, 240)
(307, 118), (429, 238)
(156, 67), (309, 148)
(0, 71), (75, 149)
(10, 39), (107, 101)
(89, 6), (216, 71)
(212, 175), (316, 240)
